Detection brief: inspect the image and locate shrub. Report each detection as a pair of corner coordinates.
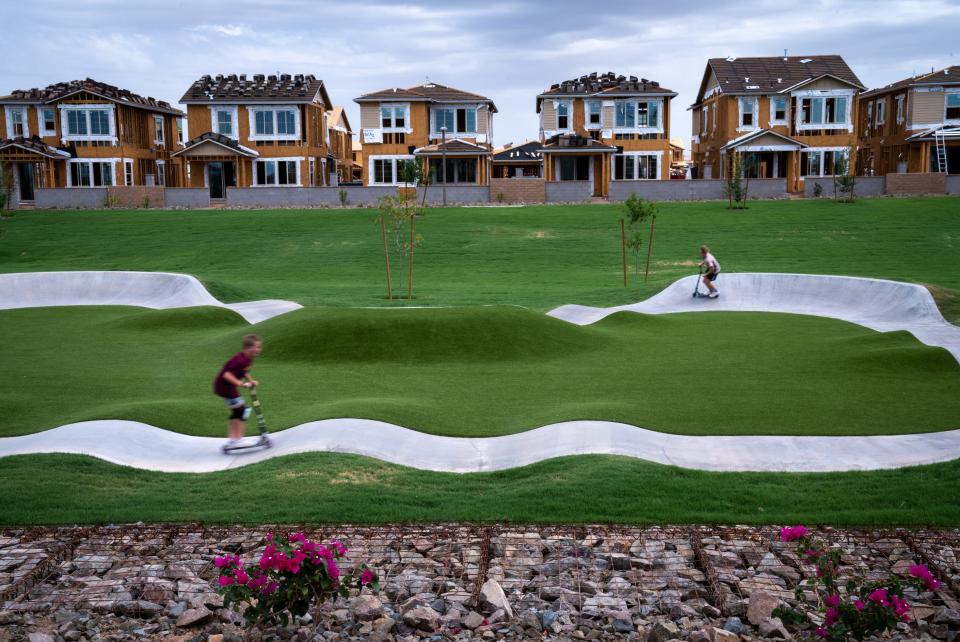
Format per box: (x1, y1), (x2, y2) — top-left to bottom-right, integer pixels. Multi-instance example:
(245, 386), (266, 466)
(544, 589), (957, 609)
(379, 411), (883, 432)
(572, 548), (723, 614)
(338, 189), (348, 208)
(216, 531), (379, 627)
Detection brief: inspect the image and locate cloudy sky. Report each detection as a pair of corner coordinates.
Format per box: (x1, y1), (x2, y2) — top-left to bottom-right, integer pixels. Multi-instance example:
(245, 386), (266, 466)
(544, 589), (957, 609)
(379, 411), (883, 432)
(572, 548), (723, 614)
(3, 0), (959, 151)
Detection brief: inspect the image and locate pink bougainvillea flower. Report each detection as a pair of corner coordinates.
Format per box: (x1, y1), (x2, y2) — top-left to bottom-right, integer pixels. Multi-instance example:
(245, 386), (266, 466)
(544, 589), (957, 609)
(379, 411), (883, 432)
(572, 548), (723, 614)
(890, 595), (912, 620)
(815, 627), (828, 639)
(825, 594), (841, 608)
(909, 564), (941, 590)
(214, 556), (230, 568)
(289, 532), (306, 543)
(234, 569), (249, 584)
(331, 540), (348, 556)
(780, 525), (808, 542)
(265, 532), (273, 541)
(361, 568), (375, 586)
(218, 575), (234, 587)
(868, 588), (889, 606)
(855, 599), (865, 611)
(261, 580), (279, 595)
(824, 607), (839, 627)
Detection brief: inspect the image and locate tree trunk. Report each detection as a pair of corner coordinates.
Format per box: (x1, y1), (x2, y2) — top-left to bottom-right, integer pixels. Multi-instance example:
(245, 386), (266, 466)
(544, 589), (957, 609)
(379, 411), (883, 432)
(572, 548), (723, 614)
(644, 216), (656, 283)
(408, 216), (415, 300)
(379, 216), (392, 299)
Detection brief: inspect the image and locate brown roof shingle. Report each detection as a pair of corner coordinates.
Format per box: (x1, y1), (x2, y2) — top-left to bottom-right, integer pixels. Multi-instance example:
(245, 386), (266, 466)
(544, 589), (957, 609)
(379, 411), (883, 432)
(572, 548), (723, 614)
(861, 66), (960, 97)
(180, 74), (331, 107)
(0, 136), (72, 159)
(700, 55), (865, 101)
(540, 72), (675, 97)
(355, 83), (496, 111)
(0, 78), (183, 116)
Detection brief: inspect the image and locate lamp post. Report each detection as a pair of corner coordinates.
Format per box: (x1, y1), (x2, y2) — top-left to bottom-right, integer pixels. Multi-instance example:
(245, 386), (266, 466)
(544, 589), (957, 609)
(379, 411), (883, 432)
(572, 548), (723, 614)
(440, 125), (448, 206)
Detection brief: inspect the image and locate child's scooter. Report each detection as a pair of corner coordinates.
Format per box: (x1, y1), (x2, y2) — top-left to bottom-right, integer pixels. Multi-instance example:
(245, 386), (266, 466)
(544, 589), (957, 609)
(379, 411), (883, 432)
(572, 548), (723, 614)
(692, 267), (718, 298)
(221, 379), (272, 454)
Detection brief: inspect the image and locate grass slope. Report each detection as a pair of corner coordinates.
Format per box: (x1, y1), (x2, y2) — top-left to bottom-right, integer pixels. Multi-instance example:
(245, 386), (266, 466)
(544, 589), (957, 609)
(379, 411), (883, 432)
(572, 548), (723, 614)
(1, 198), (959, 319)
(2, 304), (959, 438)
(1, 453), (957, 527)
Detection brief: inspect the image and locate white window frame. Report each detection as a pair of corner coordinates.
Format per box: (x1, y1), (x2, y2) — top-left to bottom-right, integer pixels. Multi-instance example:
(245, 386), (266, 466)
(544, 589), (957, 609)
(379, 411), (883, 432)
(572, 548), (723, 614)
(585, 100), (602, 130)
(895, 94), (905, 125)
(612, 151), (663, 181)
(380, 103), (411, 133)
(801, 147), (849, 177)
(210, 106), (239, 139)
(737, 96), (759, 132)
(876, 98), (886, 126)
(769, 96), (788, 126)
(59, 104), (117, 143)
(124, 160), (134, 186)
(253, 157), (302, 187)
(154, 115), (165, 146)
(612, 99), (663, 134)
(946, 90), (960, 124)
(5, 106), (29, 138)
(155, 160), (166, 186)
(430, 104), (478, 138)
(555, 101), (572, 132)
(368, 154), (414, 186)
(702, 106), (708, 134)
(38, 106), (57, 137)
(66, 158), (118, 187)
(793, 89), (854, 132)
(248, 106), (301, 141)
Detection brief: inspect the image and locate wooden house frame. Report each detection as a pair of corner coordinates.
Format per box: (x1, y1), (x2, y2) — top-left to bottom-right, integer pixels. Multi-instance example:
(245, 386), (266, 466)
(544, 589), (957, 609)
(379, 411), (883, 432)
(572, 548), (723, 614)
(0, 78), (184, 206)
(174, 74), (335, 200)
(537, 72), (677, 198)
(690, 55), (866, 192)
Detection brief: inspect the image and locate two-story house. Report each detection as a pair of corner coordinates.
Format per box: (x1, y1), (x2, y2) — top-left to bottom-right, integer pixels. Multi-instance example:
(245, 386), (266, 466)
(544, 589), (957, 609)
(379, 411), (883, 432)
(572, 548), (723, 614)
(690, 55), (865, 192)
(0, 78), (184, 205)
(354, 83), (497, 187)
(327, 106), (355, 183)
(173, 74), (334, 200)
(536, 72), (676, 198)
(858, 66), (960, 175)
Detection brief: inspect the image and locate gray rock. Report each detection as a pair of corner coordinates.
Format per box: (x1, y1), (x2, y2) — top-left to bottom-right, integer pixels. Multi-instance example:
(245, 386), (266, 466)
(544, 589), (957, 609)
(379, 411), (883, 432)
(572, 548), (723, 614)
(612, 618), (634, 633)
(540, 610), (558, 629)
(648, 620), (680, 642)
(176, 606), (213, 628)
(714, 629), (739, 642)
(402, 604), (441, 631)
(723, 616), (743, 634)
(27, 634), (56, 642)
(759, 617), (790, 639)
(746, 591), (779, 626)
(350, 595), (383, 622)
(478, 579), (513, 619)
(935, 608), (960, 626)
(463, 611), (485, 630)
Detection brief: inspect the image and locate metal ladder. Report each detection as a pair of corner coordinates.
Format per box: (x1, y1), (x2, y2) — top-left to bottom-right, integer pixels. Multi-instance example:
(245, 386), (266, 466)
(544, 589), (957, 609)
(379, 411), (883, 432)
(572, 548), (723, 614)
(935, 128), (948, 173)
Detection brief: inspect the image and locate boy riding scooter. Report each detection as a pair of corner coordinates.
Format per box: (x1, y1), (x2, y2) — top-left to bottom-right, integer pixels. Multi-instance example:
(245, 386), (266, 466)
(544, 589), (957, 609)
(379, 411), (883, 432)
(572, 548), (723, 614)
(698, 245), (721, 298)
(214, 334), (270, 452)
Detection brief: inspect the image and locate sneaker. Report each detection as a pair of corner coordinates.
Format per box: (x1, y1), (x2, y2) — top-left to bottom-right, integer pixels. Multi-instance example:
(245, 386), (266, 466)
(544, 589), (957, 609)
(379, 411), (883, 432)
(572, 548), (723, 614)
(708, 291), (719, 299)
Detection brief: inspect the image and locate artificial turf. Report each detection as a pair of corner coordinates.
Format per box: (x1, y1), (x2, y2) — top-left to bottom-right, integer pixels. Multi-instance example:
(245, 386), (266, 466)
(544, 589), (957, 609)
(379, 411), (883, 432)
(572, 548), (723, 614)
(1, 453), (957, 527)
(1, 198), (959, 319)
(2, 304), (959, 438)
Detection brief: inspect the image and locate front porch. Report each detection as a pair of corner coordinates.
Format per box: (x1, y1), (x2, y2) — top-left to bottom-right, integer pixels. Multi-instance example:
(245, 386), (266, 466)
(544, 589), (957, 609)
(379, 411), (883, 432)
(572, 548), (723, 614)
(413, 139), (492, 186)
(721, 129), (807, 193)
(172, 133), (259, 200)
(0, 137), (71, 208)
(541, 135), (616, 198)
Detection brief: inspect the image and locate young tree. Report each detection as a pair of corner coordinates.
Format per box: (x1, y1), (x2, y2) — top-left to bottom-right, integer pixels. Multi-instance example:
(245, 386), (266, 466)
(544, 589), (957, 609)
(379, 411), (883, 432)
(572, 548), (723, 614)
(375, 193), (423, 300)
(833, 142), (858, 203)
(619, 193), (658, 281)
(724, 151), (754, 209)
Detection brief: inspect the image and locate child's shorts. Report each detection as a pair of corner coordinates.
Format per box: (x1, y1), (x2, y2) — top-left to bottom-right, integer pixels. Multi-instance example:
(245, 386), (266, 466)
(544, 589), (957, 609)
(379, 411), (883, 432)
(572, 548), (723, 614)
(706, 272), (719, 282)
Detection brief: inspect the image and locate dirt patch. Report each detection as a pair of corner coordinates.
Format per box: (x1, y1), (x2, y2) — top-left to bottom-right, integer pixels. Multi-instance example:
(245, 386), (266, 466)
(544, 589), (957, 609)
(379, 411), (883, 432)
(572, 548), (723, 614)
(275, 469), (396, 485)
(656, 260), (699, 267)
(923, 283), (960, 324)
(527, 230), (556, 239)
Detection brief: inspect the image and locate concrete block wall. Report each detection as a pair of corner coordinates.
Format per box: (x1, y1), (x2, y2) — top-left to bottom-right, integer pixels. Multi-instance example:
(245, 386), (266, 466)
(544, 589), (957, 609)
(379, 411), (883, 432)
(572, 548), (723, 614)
(418, 185), (490, 205)
(545, 181), (592, 203)
(885, 173), (947, 196)
(489, 178), (546, 204)
(945, 175), (960, 195)
(34, 188), (109, 209)
(804, 177), (884, 199)
(164, 188), (210, 209)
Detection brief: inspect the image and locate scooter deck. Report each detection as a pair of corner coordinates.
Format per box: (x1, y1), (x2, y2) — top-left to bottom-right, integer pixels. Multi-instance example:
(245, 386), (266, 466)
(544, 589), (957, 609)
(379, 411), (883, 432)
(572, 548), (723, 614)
(221, 435), (272, 454)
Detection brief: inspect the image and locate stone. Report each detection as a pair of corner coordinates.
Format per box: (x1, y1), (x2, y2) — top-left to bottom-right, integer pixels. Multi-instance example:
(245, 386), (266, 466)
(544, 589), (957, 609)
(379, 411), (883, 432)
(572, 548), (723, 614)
(111, 600), (164, 616)
(401, 599), (440, 632)
(723, 617), (743, 633)
(759, 617), (790, 639)
(28, 634), (55, 642)
(714, 630), (739, 642)
(478, 579), (513, 619)
(746, 590), (779, 626)
(934, 608), (960, 626)
(648, 620), (680, 642)
(350, 595), (383, 622)
(463, 611), (486, 630)
(372, 617), (395, 634)
(412, 538), (434, 554)
(689, 629), (712, 642)
(177, 606), (214, 628)
(540, 610), (558, 629)
(612, 618), (634, 633)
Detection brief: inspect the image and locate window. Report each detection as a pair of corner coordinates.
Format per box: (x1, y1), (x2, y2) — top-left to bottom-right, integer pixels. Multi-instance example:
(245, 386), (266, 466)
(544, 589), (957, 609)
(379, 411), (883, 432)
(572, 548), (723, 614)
(63, 107), (115, 139)
(637, 101), (658, 127)
(254, 159), (299, 185)
(432, 107), (476, 134)
(9, 107), (25, 137)
(739, 97), (756, 128)
(373, 158), (392, 184)
(615, 102), (636, 128)
(177, 119), (184, 144)
(69, 160), (114, 187)
(215, 109), (234, 136)
(865, 101), (873, 128)
(556, 156), (590, 181)
(381, 106), (408, 130)
(876, 99), (885, 125)
(309, 158), (315, 186)
(702, 106), (708, 134)
(557, 103), (570, 130)
(251, 109), (299, 138)
(771, 97), (788, 123)
(42, 108), (56, 135)
(587, 101), (601, 127)
(801, 150), (847, 177)
(428, 158), (477, 184)
(614, 153), (659, 180)
(154, 115), (164, 145)
(800, 96), (849, 126)
(124, 160), (134, 186)
(67, 110), (87, 136)
(895, 95), (905, 124)
(947, 93), (960, 120)
(91, 111), (111, 136)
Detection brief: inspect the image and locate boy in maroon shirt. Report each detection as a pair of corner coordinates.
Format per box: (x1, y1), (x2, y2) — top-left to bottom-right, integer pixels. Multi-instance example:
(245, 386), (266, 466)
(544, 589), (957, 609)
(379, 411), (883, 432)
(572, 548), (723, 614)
(214, 334), (262, 447)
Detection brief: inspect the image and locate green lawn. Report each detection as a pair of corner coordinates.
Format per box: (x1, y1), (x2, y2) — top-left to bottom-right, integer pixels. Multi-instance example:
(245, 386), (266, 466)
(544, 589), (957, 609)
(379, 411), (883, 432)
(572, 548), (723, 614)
(1, 198), (959, 319)
(2, 198), (959, 526)
(1, 453), (957, 527)
(2, 304), (958, 438)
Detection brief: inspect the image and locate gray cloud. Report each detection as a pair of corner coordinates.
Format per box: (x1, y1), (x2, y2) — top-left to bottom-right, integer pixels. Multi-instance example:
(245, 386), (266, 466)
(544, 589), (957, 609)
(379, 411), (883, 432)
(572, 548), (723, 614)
(3, 0), (959, 150)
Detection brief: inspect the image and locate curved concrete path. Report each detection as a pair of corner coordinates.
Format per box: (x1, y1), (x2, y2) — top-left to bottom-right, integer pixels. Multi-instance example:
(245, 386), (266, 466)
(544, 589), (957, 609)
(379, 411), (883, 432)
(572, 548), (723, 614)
(2, 419), (960, 473)
(2, 271), (959, 473)
(549, 273), (960, 363)
(0, 271), (301, 324)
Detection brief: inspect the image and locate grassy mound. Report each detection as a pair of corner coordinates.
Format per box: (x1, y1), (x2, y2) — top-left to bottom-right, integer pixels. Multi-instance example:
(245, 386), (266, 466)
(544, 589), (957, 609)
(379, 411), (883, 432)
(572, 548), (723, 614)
(1, 304), (958, 439)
